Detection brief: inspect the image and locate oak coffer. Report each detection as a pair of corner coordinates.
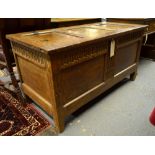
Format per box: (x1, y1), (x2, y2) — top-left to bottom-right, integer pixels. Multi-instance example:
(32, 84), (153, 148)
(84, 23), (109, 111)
(7, 22), (147, 133)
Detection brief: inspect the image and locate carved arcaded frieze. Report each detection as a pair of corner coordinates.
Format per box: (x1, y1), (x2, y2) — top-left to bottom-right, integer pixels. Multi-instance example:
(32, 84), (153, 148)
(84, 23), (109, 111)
(11, 42), (47, 68)
(116, 31), (143, 45)
(60, 42), (108, 69)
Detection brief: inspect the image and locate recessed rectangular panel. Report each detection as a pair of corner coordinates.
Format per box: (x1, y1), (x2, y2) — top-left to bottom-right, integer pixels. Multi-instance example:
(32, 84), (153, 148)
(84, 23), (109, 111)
(115, 42), (139, 74)
(59, 55), (106, 105)
(17, 56), (52, 103)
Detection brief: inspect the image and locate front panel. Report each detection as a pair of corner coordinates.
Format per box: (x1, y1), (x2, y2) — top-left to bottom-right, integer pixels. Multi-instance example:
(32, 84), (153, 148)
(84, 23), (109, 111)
(114, 31), (143, 75)
(115, 42), (139, 74)
(51, 41), (108, 106)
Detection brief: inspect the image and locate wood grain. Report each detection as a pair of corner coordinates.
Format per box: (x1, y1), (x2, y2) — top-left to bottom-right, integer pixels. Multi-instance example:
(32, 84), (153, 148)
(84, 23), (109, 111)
(7, 22), (147, 133)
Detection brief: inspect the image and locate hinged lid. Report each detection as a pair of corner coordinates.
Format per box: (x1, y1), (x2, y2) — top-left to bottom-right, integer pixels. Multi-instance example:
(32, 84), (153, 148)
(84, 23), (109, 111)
(6, 22), (147, 54)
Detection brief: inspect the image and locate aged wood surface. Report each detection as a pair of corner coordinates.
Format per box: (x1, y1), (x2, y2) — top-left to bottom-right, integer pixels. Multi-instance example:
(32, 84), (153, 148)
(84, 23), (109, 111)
(107, 18), (155, 60)
(51, 18), (102, 28)
(7, 22), (147, 133)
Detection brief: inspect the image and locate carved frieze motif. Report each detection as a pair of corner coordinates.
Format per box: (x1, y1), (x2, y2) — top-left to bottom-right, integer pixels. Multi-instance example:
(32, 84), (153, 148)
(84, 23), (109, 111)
(60, 42), (108, 69)
(11, 42), (47, 67)
(116, 31), (143, 45)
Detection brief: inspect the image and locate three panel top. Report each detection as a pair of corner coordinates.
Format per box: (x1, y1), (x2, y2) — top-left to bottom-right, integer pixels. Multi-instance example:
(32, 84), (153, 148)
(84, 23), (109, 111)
(6, 22), (147, 54)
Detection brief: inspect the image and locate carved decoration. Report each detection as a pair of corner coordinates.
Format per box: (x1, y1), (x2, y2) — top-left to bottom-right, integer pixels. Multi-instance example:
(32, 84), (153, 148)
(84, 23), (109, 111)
(116, 30), (143, 45)
(60, 42), (108, 69)
(11, 42), (47, 68)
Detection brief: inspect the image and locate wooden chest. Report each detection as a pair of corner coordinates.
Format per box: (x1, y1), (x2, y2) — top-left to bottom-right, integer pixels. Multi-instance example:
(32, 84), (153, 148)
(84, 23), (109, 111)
(7, 22), (147, 133)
